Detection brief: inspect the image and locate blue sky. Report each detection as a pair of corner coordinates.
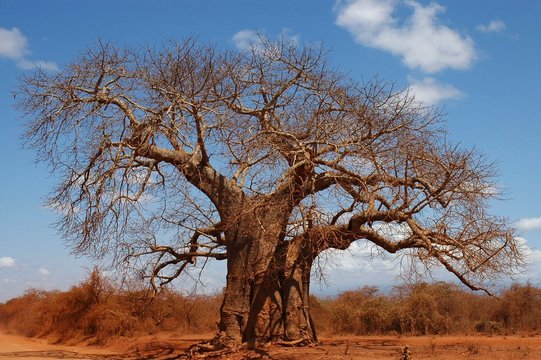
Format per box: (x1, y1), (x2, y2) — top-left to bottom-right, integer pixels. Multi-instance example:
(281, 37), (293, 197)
(1, 0), (540, 302)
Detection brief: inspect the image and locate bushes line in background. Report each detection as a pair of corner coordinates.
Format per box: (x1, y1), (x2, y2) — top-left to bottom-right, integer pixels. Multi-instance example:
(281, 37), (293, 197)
(312, 282), (541, 336)
(1, 269), (540, 343)
(0, 269), (220, 344)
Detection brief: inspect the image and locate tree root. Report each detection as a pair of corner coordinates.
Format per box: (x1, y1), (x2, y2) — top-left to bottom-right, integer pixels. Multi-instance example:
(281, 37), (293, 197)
(177, 332), (316, 359)
(275, 337), (315, 347)
(178, 332), (244, 359)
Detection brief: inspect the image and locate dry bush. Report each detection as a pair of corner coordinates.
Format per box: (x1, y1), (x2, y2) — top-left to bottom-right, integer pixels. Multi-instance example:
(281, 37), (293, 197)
(465, 341), (481, 355)
(316, 282), (530, 336)
(82, 302), (139, 344)
(493, 283), (541, 333)
(329, 286), (395, 335)
(146, 289), (221, 334)
(39, 268), (119, 342)
(308, 295), (332, 336)
(3, 277), (541, 342)
(0, 269), (221, 343)
(391, 282), (485, 335)
(0, 289), (54, 337)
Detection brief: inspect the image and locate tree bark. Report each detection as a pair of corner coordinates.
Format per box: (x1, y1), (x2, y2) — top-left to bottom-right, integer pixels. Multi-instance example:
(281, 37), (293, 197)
(280, 235), (317, 343)
(218, 222), (317, 347)
(217, 201), (285, 345)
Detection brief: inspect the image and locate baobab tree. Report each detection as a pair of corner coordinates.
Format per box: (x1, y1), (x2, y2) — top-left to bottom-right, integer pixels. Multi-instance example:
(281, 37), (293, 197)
(18, 37), (523, 351)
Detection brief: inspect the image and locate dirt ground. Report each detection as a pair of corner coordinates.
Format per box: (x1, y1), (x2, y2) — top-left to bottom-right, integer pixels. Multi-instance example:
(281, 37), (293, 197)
(0, 330), (118, 359)
(1, 330), (541, 359)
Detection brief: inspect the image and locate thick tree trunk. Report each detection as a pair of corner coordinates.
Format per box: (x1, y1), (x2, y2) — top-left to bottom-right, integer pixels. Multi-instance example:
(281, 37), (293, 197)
(218, 220), (317, 347)
(281, 237), (317, 343)
(217, 202), (286, 346)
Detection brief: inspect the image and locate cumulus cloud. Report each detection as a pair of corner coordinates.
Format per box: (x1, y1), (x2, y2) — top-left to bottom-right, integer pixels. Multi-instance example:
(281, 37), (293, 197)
(38, 267), (51, 276)
(516, 217), (541, 232)
(0, 257), (16, 268)
(0, 27), (29, 59)
(0, 26), (58, 71)
(409, 77), (463, 106)
(512, 237), (541, 282)
(311, 241), (404, 295)
(477, 20), (506, 33)
(331, 241), (398, 272)
(232, 30), (262, 51)
(335, 0), (476, 73)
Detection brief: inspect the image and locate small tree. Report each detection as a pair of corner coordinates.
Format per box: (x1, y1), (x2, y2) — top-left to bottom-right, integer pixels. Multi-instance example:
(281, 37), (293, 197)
(18, 37), (523, 349)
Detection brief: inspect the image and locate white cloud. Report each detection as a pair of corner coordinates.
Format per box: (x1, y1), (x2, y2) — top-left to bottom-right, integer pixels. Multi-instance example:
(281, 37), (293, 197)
(313, 223), (414, 286)
(232, 28), (300, 52)
(477, 20), (506, 33)
(38, 267), (50, 276)
(17, 59), (59, 72)
(0, 257), (16, 268)
(232, 30), (263, 51)
(516, 217), (541, 232)
(0, 26), (57, 71)
(0, 27), (29, 59)
(312, 241), (403, 295)
(332, 242), (397, 272)
(372, 221), (412, 241)
(313, 236), (541, 295)
(512, 237), (541, 283)
(408, 77), (463, 106)
(335, 0), (476, 73)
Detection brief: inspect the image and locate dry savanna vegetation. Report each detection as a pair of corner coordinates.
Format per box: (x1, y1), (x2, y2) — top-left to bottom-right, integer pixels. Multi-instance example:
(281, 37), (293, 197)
(0, 270), (220, 345)
(1, 269), (541, 359)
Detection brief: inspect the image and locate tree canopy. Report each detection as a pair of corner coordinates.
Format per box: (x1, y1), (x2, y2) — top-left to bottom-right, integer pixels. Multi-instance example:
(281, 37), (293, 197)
(18, 37), (524, 347)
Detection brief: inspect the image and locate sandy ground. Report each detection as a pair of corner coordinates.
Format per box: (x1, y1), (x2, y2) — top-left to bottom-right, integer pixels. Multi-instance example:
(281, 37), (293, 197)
(0, 330), (120, 359)
(2, 330), (541, 359)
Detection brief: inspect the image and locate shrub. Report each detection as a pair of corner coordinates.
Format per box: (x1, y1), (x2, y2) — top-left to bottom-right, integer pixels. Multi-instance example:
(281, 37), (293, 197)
(0, 268), (220, 343)
(3, 277), (541, 341)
